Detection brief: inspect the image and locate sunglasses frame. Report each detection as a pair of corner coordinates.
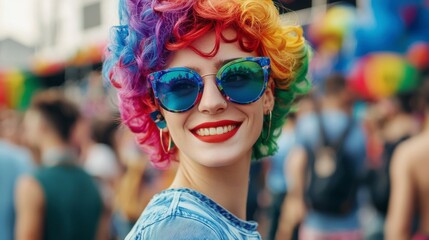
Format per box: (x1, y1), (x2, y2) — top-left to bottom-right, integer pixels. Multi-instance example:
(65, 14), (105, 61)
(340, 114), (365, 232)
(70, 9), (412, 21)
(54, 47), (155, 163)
(148, 56), (270, 113)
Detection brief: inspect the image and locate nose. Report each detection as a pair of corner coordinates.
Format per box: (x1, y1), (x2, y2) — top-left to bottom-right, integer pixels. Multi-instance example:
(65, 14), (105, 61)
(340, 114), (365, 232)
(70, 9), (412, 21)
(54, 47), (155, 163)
(198, 75), (227, 115)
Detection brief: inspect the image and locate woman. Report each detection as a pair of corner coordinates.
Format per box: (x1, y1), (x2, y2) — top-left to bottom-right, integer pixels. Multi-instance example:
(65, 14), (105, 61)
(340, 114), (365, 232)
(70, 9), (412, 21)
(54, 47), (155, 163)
(103, 0), (310, 238)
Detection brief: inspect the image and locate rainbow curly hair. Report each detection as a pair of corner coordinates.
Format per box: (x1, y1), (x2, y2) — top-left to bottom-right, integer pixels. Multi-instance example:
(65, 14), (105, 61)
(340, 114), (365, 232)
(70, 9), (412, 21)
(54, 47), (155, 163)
(103, 0), (311, 169)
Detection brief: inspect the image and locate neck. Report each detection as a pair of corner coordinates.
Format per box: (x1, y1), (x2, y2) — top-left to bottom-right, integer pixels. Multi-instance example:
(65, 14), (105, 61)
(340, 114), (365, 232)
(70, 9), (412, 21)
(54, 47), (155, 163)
(39, 136), (70, 161)
(171, 151), (252, 220)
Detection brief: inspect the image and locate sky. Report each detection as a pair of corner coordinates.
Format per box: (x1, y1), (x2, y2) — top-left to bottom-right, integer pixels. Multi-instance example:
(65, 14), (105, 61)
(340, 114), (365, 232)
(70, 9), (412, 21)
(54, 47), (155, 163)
(0, 0), (41, 46)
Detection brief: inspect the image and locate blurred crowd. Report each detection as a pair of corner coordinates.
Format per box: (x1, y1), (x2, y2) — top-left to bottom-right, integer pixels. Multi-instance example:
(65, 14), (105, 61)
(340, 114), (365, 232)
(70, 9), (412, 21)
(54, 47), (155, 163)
(0, 71), (177, 240)
(247, 71), (429, 240)
(1, 68), (429, 240)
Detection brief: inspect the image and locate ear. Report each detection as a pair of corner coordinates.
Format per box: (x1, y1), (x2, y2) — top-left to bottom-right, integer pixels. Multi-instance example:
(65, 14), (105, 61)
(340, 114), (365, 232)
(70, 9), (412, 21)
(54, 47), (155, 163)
(262, 87), (275, 114)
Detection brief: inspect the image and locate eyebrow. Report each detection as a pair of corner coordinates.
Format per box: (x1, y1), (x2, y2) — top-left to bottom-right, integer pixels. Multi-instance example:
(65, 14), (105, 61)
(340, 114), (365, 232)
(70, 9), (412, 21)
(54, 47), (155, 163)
(184, 58), (240, 74)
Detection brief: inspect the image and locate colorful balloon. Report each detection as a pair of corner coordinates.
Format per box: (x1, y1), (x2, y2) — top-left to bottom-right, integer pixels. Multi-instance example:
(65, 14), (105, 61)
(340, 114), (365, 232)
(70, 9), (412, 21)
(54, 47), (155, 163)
(308, 5), (356, 53)
(348, 53), (420, 100)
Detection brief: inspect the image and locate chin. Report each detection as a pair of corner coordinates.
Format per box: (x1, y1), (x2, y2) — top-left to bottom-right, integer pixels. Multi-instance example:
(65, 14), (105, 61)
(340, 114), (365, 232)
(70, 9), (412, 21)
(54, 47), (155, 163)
(200, 157), (240, 168)
(180, 147), (252, 168)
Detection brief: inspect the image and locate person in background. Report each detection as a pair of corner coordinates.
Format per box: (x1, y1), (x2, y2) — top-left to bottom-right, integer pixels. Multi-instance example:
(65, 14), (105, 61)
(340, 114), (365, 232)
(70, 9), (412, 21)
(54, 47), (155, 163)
(113, 128), (177, 239)
(246, 160), (265, 222)
(15, 89), (103, 240)
(363, 90), (420, 240)
(385, 79), (429, 240)
(82, 117), (122, 240)
(84, 118), (122, 185)
(265, 112), (297, 240)
(276, 95), (314, 240)
(285, 74), (367, 240)
(0, 109), (33, 240)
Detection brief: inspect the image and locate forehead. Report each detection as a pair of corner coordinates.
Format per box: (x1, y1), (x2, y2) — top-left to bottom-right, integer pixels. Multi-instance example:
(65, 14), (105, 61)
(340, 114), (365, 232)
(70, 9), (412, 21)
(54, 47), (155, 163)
(166, 28), (257, 71)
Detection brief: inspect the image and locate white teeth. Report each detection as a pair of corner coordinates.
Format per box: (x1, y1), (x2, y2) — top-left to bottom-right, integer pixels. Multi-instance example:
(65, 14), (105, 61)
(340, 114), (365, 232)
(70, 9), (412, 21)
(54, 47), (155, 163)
(216, 127), (223, 134)
(195, 125), (237, 136)
(209, 128), (216, 135)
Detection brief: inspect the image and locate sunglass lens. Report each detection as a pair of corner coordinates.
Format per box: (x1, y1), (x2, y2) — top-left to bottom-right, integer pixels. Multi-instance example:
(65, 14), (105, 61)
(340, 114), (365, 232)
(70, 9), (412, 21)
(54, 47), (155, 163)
(220, 61), (265, 103)
(156, 71), (200, 112)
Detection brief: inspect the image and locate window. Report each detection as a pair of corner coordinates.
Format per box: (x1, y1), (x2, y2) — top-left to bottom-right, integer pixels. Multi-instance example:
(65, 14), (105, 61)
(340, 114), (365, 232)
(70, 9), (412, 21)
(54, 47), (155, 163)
(328, 0), (356, 6)
(274, 0), (356, 13)
(82, 2), (101, 30)
(273, 0), (312, 13)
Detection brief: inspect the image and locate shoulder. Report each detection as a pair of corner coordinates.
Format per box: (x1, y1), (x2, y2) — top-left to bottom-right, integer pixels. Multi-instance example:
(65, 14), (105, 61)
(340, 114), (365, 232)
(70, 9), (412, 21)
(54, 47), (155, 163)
(391, 133), (428, 171)
(17, 175), (43, 195)
(296, 112), (317, 129)
(16, 175), (45, 209)
(295, 112), (317, 143)
(126, 214), (221, 240)
(126, 189), (222, 240)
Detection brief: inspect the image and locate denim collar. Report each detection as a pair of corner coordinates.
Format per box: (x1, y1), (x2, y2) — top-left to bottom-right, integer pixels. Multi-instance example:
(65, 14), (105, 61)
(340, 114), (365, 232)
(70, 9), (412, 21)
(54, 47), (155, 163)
(159, 188), (259, 232)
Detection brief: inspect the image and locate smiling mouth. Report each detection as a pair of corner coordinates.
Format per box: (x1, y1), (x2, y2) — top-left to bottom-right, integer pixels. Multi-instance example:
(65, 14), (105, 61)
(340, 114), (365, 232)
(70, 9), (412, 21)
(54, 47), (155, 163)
(195, 125), (237, 136)
(191, 120), (242, 143)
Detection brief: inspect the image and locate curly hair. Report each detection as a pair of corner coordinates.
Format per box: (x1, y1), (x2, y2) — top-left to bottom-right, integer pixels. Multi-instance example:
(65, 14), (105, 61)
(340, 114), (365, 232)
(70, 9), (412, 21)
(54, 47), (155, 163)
(103, 0), (311, 169)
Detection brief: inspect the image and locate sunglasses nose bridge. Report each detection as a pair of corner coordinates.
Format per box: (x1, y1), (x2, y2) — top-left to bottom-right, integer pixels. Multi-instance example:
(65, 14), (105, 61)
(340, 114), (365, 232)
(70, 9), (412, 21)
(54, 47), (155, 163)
(200, 73), (222, 94)
(197, 75), (227, 115)
(200, 73), (217, 79)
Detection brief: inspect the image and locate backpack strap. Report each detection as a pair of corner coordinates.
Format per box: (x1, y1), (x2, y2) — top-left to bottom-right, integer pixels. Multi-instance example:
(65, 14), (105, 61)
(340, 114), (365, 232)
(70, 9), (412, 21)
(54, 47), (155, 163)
(315, 111), (329, 147)
(333, 117), (354, 151)
(316, 111), (354, 151)
(311, 95), (354, 151)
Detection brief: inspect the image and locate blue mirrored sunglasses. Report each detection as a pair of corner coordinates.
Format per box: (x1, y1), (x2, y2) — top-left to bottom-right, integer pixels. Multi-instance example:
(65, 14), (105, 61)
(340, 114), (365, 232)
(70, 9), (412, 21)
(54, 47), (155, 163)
(148, 56), (270, 113)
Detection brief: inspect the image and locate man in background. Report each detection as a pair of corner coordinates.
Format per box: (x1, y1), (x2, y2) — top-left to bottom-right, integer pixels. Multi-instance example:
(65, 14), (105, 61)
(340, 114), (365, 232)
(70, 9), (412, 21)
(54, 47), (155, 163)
(283, 74), (367, 240)
(386, 79), (429, 240)
(15, 89), (103, 240)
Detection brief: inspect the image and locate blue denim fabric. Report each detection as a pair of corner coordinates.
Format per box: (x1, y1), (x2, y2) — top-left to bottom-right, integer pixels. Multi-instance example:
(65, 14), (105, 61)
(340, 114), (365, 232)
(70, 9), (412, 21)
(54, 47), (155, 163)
(126, 188), (261, 240)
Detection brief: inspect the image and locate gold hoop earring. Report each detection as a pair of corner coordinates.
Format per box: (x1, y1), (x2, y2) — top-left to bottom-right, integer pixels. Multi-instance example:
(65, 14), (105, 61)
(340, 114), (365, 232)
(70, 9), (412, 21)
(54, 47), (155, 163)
(159, 129), (172, 153)
(264, 111), (272, 142)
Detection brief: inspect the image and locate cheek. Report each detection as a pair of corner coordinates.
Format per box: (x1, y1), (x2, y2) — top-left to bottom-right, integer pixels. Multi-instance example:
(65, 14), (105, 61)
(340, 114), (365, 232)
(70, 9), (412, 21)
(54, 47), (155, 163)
(251, 110), (265, 138)
(24, 113), (46, 142)
(241, 101), (265, 137)
(162, 111), (188, 143)
(23, 121), (38, 144)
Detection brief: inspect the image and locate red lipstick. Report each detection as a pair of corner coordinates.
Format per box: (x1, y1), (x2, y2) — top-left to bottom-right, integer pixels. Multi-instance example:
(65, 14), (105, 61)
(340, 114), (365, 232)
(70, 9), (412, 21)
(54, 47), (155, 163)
(191, 120), (241, 143)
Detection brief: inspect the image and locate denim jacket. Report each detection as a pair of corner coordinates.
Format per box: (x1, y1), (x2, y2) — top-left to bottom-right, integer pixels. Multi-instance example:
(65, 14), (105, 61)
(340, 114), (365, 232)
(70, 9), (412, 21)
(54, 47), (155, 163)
(125, 188), (261, 240)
